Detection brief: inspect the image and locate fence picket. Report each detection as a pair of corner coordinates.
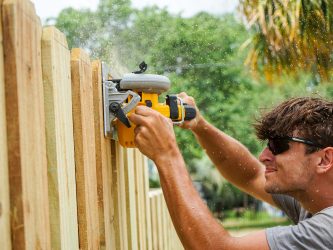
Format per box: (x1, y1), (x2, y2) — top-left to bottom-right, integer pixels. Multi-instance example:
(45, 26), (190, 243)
(92, 60), (118, 250)
(2, 0), (51, 248)
(41, 26), (79, 250)
(71, 48), (100, 249)
(0, 0), (11, 248)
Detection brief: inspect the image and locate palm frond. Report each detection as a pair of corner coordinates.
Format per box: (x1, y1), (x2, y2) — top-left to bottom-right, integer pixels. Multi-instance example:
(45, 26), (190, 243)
(239, 0), (333, 82)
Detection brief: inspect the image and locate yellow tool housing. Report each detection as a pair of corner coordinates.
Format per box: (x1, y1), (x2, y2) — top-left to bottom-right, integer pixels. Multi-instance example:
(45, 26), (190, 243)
(117, 92), (186, 147)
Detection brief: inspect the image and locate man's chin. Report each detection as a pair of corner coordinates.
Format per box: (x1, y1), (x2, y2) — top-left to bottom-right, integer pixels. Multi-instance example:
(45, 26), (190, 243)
(264, 184), (282, 194)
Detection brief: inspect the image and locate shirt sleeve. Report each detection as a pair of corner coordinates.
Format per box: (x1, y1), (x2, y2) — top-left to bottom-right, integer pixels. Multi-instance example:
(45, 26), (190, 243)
(266, 208), (333, 250)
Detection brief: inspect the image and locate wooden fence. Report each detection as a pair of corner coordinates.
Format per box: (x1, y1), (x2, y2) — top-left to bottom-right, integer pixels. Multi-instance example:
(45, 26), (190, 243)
(0, 0), (183, 249)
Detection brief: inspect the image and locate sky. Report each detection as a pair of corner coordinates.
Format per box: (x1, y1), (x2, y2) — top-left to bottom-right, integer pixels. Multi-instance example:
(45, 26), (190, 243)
(31, 0), (239, 21)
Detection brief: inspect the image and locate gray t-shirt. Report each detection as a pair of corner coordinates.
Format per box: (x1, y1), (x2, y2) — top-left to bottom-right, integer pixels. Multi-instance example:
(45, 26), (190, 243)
(266, 194), (333, 250)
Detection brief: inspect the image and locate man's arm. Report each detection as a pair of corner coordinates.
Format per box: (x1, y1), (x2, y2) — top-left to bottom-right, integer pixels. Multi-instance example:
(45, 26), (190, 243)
(192, 118), (276, 206)
(155, 148), (269, 250)
(178, 92), (276, 206)
(129, 106), (270, 249)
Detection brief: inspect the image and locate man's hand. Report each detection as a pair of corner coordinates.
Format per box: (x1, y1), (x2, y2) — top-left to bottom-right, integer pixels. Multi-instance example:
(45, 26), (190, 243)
(128, 106), (180, 163)
(177, 92), (204, 131)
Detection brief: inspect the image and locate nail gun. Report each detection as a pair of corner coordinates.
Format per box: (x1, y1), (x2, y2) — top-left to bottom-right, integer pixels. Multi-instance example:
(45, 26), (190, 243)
(102, 61), (196, 148)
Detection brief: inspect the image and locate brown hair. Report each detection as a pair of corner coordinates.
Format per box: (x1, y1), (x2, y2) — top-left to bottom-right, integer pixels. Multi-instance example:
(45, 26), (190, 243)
(255, 97), (333, 153)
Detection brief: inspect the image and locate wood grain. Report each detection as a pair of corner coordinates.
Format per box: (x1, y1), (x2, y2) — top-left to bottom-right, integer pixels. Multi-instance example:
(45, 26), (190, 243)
(115, 144), (129, 249)
(123, 148), (138, 249)
(142, 157), (152, 250)
(41, 26), (79, 250)
(134, 150), (152, 250)
(92, 60), (117, 250)
(71, 48), (99, 249)
(2, 0), (51, 248)
(0, 0), (11, 248)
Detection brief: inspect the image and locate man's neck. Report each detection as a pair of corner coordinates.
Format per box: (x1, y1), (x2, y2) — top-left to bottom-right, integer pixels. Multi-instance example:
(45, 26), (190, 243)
(292, 186), (333, 214)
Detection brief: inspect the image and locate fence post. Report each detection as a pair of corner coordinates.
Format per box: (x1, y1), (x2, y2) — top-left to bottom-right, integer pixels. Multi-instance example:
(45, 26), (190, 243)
(112, 142), (129, 249)
(0, 0), (11, 248)
(124, 148), (139, 249)
(41, 26), (79, 250)
(92, 60), (118, 250)
(71, 48), (100, 249)
(134, 150), (150, 250)
(142, 156), (153, 250)
(2, 0), (51, 248)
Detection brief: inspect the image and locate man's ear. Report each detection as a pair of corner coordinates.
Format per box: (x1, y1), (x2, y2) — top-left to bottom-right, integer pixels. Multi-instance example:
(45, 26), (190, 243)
(317, 147), (333, 174)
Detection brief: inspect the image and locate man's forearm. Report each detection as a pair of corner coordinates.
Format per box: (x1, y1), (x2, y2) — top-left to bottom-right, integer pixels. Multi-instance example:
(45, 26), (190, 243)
(155, 151), (233, 250)
(192, 118), (263, 191)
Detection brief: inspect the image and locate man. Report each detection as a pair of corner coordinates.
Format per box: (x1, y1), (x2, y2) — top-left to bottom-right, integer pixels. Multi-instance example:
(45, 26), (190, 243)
(128, 94), (333, 249)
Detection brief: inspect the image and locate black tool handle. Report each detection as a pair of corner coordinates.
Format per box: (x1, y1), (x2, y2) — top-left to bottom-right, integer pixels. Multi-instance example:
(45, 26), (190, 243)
(109, 102), (131, 128)
(183, 104), (196, 120)
(166, 95), (196, 121)
(166, 95), (179, 119)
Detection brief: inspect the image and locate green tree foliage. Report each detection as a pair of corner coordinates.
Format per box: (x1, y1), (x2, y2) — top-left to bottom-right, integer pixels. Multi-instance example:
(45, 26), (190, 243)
(55, 8), (100, 51)
(55, 0), (133, 59)
(114, 6), (175, 68)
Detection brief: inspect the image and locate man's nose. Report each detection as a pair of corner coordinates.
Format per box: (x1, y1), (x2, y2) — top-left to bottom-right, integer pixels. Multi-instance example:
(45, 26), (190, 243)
(259, 147), (274, 163)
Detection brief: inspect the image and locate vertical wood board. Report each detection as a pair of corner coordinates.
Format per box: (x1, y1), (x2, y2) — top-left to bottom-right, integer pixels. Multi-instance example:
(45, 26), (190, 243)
(149, 195), (156, 250)
(71, 48), (99, 249)
(149, 190), (163, 250)
(143, 157), (152, 250)
(41, 26), (79, 250)
(124, 148), (138, 249)
(0, 0), (11, 248)
(92, 60), (116, 250)
(110, 141), (126, 249)
(156, 194), (163, 249)
(114, 143), (129, 250)
(134, 150), (146, 250)
(2, 0), (51, 248)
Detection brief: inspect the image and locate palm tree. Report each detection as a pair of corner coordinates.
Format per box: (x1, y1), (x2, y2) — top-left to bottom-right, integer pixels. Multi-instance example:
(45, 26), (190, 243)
(239, 0), (333, 82)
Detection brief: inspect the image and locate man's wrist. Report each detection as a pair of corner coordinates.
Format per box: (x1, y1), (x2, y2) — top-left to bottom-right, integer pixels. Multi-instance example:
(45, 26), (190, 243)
(154, 146), (183, 169)
(191, 116), (208, 135)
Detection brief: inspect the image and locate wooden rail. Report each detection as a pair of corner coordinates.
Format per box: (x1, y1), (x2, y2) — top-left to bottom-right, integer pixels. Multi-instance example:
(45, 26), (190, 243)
(0, 0), (183, 249)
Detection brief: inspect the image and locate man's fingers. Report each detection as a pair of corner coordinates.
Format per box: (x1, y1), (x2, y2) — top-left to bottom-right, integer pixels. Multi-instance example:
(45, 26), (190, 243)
(177, 92), (196, 107)
(128, 112), (148, 126)
(134, 105), (157, 116)
(134, 124), (147, 135)
(133, 124), (151, 149)
(129, 106), (161, 125)
(177, 92), (188, 99)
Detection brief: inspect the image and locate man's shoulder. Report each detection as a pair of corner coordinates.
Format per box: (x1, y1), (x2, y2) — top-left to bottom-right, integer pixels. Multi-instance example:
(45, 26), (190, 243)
(315, 206), (333, 215)
(301, 206), (333, 226)
(312, 206), (333, 222)
(266, 206), (333, 250)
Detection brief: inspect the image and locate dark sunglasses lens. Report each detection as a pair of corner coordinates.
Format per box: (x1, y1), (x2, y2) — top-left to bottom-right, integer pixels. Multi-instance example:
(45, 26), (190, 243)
(268, 139), (290, 155)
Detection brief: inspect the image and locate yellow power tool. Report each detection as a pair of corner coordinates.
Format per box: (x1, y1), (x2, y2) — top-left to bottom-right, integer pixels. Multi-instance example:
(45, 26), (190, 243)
(102, 62), (196, 148)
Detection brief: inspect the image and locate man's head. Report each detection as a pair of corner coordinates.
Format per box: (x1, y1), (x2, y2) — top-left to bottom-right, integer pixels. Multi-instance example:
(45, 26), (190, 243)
(255, 97), (333, 196)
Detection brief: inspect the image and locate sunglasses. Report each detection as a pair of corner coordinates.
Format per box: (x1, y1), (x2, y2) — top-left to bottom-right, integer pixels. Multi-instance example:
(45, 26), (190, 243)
(267, 136), (324, 155)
